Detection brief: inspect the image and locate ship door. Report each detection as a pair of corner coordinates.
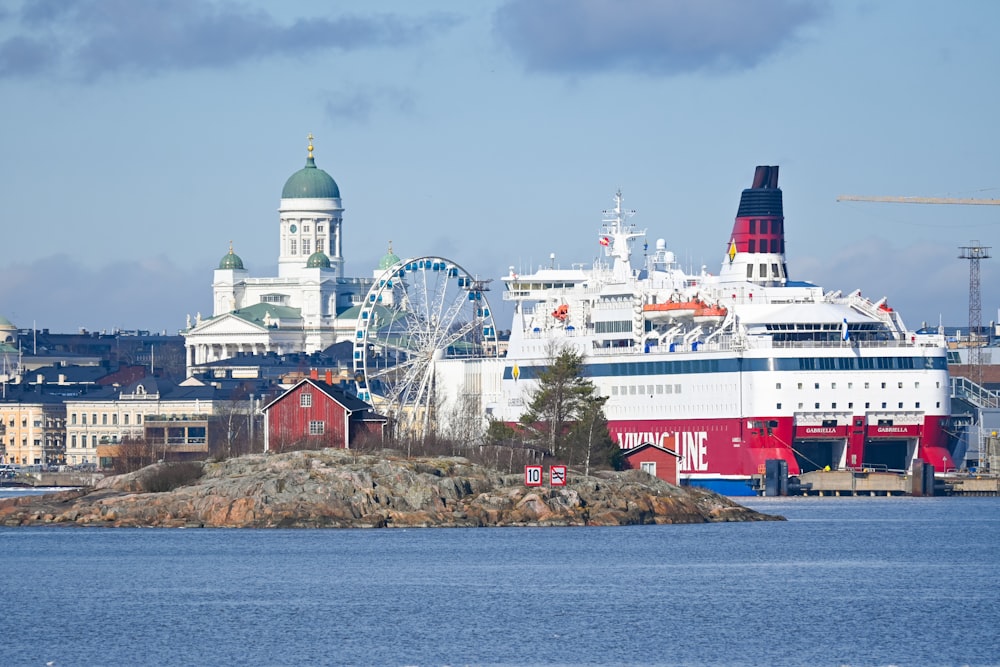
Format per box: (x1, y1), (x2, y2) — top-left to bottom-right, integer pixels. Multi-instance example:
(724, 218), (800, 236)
(863, 439), (911, 472)
(793, 420), (846, 472)
(793, 440), (843, 473)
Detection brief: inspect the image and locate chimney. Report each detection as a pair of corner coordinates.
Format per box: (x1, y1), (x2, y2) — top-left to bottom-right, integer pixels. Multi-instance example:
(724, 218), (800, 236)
(325, 370), (333, 385)
(310, 368), (319, 380)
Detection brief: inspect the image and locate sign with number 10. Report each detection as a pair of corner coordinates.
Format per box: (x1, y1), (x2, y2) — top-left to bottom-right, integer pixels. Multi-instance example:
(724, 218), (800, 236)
(524, 465), (543, 486)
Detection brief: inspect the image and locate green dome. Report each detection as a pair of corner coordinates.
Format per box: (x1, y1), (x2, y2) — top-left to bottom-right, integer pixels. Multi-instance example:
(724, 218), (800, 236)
(378, 242), (401, 270)
(306, 251), (331, 268)
(282, 156), (340, 199)
(218, 247), (245, 270)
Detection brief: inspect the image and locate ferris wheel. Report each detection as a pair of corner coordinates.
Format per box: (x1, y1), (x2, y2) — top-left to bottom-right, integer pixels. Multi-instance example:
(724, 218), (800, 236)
(353, 256), (499, 439)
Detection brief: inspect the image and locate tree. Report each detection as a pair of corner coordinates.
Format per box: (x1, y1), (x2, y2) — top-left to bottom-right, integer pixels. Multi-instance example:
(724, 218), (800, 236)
(519, 345), (610, 464)
(566, 394), (618, 476)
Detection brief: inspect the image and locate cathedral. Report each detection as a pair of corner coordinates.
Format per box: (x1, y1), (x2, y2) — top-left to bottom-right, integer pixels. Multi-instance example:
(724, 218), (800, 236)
(183, 137), (399, 371)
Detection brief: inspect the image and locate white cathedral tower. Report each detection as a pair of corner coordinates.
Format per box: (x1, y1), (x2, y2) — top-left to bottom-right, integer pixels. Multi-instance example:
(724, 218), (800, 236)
(184, 136), (375, 371)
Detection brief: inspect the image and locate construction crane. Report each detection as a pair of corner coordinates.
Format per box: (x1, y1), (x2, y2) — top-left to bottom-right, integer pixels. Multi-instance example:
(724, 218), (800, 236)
(838, 193), (997, 363)
(837, 195), (1000, 205)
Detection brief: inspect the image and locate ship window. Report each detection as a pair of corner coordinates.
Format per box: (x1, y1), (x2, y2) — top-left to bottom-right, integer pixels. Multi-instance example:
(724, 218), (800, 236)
(848, 402), (853, 409)
(915, 382), (920, 388)
(865, 382), (870, 389)
(831, 382), (837, 389)
(815, 403), (820, 409)
(749, 219), (756, 234)
(898, 382), (903, 389)
(898, 402), (903, 409)
(797, 403), (803, 409)
(814, 383), (820, 389)
(832, 403), (837, 409)
(848, 382), (853, 389)
(936, 382), (940, 388)
(674, 384), (681, 393)
(881, 382), (886, 389)
(866, 402), (870, 408)
(770, 239), (779, 253)
(665, 385), (672, 394)
(748, 239), (756, 253)
(936, 402), (940, 408)
(629, 386), (636, 395)
(771, 263), (779, 277)
(916, 402), (920, 408)
(747, 265), (753, 279)
(776, 383), (781, 389)
(881, 402), (887, 409)
(775, 220), (783, 234)
(759, 263), (767, 277)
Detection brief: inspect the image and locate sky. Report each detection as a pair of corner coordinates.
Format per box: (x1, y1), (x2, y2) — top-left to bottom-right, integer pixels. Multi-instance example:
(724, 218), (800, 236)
(1, 0), (999, 336)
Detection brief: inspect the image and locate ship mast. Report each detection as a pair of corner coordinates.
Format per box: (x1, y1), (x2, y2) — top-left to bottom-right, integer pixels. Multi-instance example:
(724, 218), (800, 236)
(600, 190), (644, 281)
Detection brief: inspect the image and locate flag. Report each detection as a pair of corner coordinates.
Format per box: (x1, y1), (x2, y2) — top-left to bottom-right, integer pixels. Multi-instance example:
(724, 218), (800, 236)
(599, 236), (610, 246)
(841, 318), (850, 341)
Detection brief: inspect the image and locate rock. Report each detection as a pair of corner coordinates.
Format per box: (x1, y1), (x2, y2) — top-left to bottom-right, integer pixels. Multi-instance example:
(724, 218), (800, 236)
(0, 449), (784, 528)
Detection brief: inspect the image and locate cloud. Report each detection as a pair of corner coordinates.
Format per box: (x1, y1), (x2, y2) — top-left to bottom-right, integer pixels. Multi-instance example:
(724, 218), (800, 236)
(324, 85), (417, 123)
(0, 0), (461, 81)
(0, 254), (208, 334)
(493, 0), (827, 76)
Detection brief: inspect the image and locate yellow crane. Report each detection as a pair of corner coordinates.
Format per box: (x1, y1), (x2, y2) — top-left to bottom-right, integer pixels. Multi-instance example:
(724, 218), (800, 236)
(837, 194), (1000, 206)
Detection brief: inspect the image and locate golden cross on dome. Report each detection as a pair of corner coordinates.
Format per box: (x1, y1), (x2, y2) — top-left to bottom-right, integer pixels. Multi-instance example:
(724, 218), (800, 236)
(307, 133), (314, 158)
(228, 240), (234, 254)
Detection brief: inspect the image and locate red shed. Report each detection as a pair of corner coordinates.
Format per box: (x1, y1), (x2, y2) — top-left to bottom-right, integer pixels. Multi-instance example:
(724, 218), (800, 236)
(621, 442), (680, 485)
(262, 378), (386, 453)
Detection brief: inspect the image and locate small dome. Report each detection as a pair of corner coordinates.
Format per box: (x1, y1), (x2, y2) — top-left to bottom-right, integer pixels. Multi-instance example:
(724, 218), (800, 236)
(378, 241), (401, 270)
(306, 251), (331, 269)
(218, 244), (245, 270)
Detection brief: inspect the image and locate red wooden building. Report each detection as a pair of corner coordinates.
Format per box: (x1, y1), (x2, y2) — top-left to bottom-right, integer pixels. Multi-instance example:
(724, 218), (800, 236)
(621, 442), (680, 485)
(262, 378), (386, 453)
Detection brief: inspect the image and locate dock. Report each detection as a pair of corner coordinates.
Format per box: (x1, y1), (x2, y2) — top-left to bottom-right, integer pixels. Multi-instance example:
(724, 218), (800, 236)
(750, 459), (1000, 496)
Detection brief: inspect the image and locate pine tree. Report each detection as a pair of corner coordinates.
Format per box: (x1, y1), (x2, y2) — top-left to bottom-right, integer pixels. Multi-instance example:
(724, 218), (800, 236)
(519, 346), (613, 467)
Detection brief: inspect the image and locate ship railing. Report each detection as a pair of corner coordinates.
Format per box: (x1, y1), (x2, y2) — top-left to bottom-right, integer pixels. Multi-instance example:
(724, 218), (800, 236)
(951, 376), (1000, 409)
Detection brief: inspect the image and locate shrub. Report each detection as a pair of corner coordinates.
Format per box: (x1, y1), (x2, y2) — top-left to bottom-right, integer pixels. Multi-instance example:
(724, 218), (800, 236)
(141, 461), (205, 493)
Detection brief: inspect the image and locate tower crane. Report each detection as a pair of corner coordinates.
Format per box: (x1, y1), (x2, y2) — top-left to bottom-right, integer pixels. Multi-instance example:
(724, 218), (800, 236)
(836, 195), (1000, 205)
(838, 191), (998, 382)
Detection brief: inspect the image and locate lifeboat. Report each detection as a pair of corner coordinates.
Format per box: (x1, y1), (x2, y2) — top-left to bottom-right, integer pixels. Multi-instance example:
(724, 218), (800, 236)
(643, 300), (699, 322)
(551, 304), (569, 321)
(693, 303), (728, 324)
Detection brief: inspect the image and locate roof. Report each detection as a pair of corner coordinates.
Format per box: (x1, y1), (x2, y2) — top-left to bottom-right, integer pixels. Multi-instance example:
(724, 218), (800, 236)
(281, 155), (340, 199)
(230, 303), (303, 326)
(218, 247), (245, 270)
(622, 442), (680, 458)
(263, 377), (381, 417)
(305, 251), (331, 268)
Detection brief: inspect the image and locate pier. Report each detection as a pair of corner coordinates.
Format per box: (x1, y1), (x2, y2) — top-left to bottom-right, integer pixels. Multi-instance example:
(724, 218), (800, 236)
(750, 459), (1000, 496)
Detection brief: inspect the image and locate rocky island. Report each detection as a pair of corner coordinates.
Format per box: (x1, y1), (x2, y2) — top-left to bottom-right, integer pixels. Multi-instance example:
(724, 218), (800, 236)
(0, 449), (783, 527)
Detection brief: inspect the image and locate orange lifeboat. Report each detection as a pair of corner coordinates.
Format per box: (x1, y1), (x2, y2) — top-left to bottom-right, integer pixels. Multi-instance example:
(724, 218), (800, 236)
(643, 299), (699, 321)
(551, 304), (569, 321)
(693, 303), (728, 324)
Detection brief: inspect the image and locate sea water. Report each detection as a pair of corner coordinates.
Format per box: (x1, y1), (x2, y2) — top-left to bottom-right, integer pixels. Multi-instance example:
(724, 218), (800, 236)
(1, 495), (998, 667)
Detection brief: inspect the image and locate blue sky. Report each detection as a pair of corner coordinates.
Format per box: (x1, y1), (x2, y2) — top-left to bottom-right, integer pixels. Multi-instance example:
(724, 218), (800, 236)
(1, 0), (998, 335)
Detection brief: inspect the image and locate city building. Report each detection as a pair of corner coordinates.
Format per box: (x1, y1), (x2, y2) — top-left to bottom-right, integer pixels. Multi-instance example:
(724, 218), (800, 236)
(183, 137), (379, 371)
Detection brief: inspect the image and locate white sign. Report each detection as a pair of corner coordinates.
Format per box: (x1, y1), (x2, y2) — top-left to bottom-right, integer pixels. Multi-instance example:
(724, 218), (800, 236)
(549, 465), (567, 486)
(524, 465), (543, 487)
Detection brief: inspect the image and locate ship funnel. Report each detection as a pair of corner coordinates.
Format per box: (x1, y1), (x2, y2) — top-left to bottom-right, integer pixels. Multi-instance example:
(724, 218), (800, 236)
(720, 165), (788, 286)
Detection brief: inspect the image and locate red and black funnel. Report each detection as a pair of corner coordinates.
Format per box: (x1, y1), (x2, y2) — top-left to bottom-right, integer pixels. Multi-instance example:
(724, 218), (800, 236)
(730, 165), (784, 257)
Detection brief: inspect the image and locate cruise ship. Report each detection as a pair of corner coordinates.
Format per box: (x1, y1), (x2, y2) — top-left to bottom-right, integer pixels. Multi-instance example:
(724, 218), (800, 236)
(442, 166), (954, 495)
